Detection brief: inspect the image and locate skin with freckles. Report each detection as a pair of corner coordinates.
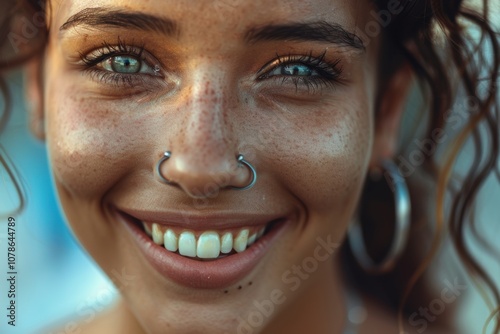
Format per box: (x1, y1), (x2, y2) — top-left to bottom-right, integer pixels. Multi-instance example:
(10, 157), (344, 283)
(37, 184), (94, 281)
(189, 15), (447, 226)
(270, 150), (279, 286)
(27, 0), (430, 333)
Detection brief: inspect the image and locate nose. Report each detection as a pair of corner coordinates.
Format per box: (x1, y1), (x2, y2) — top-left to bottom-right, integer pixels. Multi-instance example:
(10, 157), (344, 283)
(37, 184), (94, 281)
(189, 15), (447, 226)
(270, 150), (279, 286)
(156, 75), (253, 198)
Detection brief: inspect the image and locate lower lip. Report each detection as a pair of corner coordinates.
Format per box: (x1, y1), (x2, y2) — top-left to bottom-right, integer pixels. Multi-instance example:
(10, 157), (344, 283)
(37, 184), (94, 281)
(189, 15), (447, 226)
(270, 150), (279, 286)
(115, 210), (289, 290)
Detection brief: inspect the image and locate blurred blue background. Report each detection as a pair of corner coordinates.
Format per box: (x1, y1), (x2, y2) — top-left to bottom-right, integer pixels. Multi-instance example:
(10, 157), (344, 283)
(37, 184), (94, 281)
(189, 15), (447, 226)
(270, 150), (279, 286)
(0, 71), (117, 334)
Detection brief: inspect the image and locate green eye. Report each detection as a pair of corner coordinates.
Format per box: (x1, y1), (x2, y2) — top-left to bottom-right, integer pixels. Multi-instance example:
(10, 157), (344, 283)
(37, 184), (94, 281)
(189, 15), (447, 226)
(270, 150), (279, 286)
(104, 56), (141, 73)
(268, 63), (318, 77)
(281, 64), (314, 76)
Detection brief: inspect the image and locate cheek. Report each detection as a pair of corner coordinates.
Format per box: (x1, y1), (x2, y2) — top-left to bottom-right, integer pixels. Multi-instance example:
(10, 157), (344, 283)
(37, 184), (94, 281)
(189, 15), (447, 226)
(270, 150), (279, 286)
(251, 93), (373, 216)
(46, 90), (144, 198)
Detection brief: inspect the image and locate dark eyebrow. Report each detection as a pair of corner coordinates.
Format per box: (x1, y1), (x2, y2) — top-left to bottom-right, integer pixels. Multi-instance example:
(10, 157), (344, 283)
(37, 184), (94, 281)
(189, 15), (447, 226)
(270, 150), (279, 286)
(59, 7), (178, 37)
(245, 21), (365, 51)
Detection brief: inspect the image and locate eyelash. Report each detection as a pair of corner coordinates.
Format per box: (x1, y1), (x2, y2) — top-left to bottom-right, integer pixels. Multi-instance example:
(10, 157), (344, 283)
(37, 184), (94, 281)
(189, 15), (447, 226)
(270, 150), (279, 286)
(79, 42), (343, 93)
(257, 51), (344, 92)
(79, 40), (161, 87)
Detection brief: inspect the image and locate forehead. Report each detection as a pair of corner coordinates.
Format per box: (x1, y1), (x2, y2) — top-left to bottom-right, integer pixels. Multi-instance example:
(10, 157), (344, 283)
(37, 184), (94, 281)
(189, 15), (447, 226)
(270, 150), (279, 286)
(51, 0), (370, 35)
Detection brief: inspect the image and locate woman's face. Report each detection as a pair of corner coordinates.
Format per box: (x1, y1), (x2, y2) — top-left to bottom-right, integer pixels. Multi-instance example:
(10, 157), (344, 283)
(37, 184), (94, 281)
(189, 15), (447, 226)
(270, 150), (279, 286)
(40, 0), (386, 332)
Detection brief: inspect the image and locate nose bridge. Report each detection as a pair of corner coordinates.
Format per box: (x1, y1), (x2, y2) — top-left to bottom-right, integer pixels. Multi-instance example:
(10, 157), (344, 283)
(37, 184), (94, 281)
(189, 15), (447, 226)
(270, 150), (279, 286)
(162, 62), (250, 197)
(184, 71), (231, 156)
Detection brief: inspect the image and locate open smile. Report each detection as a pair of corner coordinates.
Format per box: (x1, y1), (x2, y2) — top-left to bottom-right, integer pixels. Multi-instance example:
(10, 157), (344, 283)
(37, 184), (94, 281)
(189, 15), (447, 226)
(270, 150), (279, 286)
(113, 207), (290, 289)
(142, 221), (273, 260)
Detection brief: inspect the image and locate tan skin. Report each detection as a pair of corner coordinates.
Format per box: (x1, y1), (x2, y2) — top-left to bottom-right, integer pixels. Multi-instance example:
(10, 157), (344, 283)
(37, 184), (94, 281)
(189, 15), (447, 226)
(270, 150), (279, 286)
(25, 0), (440, 333)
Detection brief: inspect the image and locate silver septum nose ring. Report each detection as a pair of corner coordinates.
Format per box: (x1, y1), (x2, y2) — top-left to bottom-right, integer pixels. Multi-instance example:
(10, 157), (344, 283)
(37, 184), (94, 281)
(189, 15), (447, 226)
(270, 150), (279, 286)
(155, 151), (257, 191)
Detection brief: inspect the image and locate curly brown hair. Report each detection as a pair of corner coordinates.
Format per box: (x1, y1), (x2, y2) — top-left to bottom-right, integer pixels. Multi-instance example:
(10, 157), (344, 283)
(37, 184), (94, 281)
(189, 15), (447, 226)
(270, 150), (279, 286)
(340, 1), (500, 333)
(0, 0), (499, 333)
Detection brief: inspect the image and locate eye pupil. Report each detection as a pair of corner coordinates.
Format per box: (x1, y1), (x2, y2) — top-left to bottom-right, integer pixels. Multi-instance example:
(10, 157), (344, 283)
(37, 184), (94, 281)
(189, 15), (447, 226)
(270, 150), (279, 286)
(282, 64), (312, 76)
(111, 56), (140, 73)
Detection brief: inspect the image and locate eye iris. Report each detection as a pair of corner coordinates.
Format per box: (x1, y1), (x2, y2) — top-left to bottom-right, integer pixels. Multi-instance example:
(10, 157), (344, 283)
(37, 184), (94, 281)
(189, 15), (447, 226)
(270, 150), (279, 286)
(282, 64), (312, 76)
(110, 56), (140, 73)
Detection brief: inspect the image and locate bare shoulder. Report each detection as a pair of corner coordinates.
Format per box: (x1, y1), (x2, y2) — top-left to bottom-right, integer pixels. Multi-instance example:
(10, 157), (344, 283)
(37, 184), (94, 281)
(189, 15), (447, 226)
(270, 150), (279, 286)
(37, 307), (116, 334)
(38, 301), (144, 334)
(358, 298), (459, 334)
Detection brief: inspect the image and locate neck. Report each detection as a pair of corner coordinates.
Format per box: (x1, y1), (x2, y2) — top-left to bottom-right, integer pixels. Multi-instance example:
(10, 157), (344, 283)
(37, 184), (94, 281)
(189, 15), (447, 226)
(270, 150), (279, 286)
(261, 255), (348, 334)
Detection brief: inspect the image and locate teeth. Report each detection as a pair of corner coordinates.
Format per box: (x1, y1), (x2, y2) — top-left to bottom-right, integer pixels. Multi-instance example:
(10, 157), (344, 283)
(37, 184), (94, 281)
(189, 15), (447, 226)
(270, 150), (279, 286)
(152, 223), (163, 245)
(248, 233), (257, 246)
(220, 232), (233, 254)
(178, 231), (197, 257)
(164, 229), (178, 252)
(197, 232), (221, 258)
(143, 224), (268, 259)
(234, 229), (249, 253)
(143, 222), (152, 237)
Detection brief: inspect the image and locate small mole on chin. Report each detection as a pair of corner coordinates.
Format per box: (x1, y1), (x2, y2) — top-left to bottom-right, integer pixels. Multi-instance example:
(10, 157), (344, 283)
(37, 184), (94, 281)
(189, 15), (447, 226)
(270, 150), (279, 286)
(223, 281), (253, 294)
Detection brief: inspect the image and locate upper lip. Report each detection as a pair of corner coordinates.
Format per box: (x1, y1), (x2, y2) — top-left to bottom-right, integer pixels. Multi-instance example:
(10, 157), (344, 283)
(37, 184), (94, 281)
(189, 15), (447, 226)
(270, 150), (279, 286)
(115, 207), (284, 230)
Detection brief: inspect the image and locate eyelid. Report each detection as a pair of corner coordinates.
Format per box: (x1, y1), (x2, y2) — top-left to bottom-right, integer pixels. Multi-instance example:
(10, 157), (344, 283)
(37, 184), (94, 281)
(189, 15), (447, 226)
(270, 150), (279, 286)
(80, 42), (163, 78)
(97, 55), (159, 76)
(75, 41), (171, 90)
(257, 52), (342, 78)
(256, 52), (342, 80)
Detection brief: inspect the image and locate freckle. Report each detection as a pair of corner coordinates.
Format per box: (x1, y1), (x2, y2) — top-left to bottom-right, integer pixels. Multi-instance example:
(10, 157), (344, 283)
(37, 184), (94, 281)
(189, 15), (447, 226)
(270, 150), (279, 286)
(238, 286), (242, 290)
(248, 281), (252, 286)
(224, 290), (228, 294)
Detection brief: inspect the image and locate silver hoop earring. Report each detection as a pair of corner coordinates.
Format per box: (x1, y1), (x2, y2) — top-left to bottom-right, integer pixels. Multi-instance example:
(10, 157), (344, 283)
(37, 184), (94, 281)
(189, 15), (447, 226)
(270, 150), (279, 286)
(155, 152), (257, 191)
(347, 159), (411, 274)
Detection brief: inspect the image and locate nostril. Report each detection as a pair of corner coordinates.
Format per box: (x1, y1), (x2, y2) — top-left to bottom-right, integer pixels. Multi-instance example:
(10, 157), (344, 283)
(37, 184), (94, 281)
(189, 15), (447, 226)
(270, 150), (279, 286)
(230, 154), (257, 191)
(154, 151), (257, 197)
(156, 151), (174, 185)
